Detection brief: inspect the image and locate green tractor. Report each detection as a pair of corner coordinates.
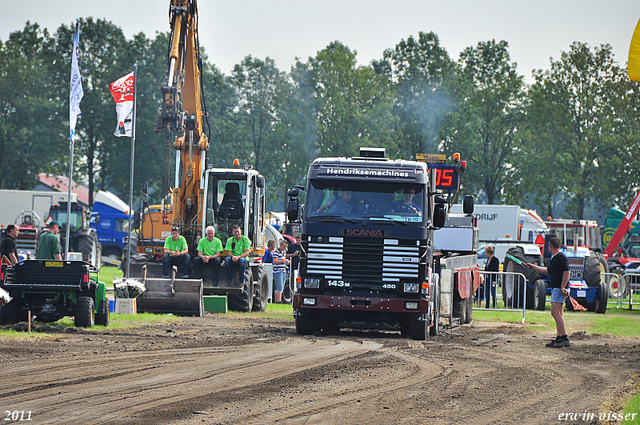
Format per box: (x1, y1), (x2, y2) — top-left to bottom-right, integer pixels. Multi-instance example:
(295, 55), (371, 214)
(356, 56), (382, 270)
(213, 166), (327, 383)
(47, 201), (101, 269)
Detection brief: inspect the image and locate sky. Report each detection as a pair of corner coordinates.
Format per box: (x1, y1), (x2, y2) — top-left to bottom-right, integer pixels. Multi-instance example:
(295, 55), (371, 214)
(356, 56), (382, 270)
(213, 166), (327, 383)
(3, 1), (640, 81)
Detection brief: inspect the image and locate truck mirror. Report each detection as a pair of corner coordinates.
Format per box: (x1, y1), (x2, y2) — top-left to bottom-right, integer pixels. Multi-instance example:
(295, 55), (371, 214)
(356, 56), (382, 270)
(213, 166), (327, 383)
(133, 212), (140, 230)
(256, 176), (265, 188)
(287, 198), (299, 221)
(434, 194), (446, 204)
(287, 188), (299, 198)
(433, 204), (446, 228)
(463, 195), (474, 214)
(142, 181), (148, 196)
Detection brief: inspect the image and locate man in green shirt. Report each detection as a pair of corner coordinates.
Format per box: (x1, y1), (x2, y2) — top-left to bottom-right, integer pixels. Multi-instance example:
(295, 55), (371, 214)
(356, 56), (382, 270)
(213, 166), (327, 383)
(36, 221), (62, 260)
(224, 224), (251, 283)
(193, 226), (223, 282)
(162, 227), (191, 278)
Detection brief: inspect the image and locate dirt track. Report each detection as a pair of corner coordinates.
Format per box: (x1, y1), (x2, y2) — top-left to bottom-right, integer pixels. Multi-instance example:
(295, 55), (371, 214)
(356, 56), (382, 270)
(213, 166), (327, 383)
(0, 315), (639, 425)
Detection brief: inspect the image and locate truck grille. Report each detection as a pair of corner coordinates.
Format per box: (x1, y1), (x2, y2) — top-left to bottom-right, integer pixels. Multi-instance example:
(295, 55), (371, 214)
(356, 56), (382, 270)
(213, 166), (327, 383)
(306, 237), (420, 283)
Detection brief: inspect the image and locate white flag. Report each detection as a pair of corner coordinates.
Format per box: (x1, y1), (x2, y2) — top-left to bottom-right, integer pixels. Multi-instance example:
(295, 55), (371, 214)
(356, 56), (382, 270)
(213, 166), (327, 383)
(109, 72), (135, 137)
(69, 23), (83, 140)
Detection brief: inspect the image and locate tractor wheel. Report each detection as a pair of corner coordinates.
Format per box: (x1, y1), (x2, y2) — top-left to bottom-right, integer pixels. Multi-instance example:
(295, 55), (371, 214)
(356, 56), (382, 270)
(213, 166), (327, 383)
(252, 265), (269, 312)
(593, 281), (609, 314)
(95, 299), (110, 326)
(228, 266), (254, 312)
(504, 247), (540, 309)
(74, 296), (95, 328)
(295, 308), (319, 335)
(608, 266), (628, 299)
(409, 312), (429, 341)
(584, 253), (605, 287)
(533, 279), (547, 311)
(429, 281), (440, 336)
(0, 299), (18, 325)
(78, 232), (100, 270)
(123, 232), (138, 263)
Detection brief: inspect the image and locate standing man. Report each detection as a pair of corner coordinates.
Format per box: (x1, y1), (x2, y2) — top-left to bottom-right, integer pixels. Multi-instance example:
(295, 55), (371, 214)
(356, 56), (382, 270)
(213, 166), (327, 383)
(525, 237), (571, 348)
(193, 226), (222, 283)
(36, 221), (62, 260)
(225, 225), (251, 283)
(272, 240), (290, 303)
(162, 227), (191, 278)
(1, 224), (20, 264)
(484, 246), (499, 309)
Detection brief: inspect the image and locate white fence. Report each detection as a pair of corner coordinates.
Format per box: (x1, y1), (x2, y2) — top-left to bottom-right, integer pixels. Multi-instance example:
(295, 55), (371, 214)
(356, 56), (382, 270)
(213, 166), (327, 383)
(477, 270), (528, 323)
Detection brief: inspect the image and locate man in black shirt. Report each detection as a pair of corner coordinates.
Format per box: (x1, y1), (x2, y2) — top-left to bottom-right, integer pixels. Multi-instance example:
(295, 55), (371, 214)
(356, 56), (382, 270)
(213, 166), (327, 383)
(525, 237), (571, 348)
(0, 224), (19, 264)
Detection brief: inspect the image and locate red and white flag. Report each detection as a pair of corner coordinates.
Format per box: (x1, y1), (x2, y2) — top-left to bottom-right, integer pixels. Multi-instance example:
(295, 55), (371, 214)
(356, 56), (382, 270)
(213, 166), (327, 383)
(109, 72), (135, 137)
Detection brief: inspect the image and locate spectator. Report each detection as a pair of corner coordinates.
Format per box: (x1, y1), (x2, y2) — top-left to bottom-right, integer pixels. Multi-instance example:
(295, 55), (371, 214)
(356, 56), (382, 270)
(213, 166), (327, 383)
(272, 240), (289, 303)
(287, 234), (301, 289)
(36, 221), (62, 260)
(193, 226), (222, 283)
(263, 240), (275, 263)
(1, 224), (20, 264)
(224, 225), (251, 283)
(162, 227), (191, 278)
(484, 246), (499, 309)
(317, 190), (353, 214)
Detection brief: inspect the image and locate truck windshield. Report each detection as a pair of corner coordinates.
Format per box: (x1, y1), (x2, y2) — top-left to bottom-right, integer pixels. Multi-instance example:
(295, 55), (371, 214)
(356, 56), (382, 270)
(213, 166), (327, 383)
(306, 181), (425, 223)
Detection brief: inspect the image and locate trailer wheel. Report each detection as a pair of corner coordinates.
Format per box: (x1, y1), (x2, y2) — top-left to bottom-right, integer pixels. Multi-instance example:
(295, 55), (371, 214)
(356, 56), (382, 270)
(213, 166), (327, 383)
(464, 295), (473, 324)
(252, 265), (268, 312)
(534, 279), (546, 311)
(228, 266), (254, 312)
(95, 299), (110, 326)
(608, 266), (628, 299)
(429, 281), (440, 336)
(0, 299), (17, 325)
(409, 313), (428, 341)
(295, 308), (319, 335)
(593, 281), (608, 314)
(74, 296), (95, 328)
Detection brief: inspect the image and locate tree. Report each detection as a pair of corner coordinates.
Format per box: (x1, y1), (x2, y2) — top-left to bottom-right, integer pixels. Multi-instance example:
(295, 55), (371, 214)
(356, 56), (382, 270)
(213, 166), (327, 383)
(441, 40), (524, 205)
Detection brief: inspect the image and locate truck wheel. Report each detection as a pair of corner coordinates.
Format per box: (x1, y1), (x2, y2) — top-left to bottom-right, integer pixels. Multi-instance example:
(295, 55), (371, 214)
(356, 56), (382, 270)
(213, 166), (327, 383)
(584, 253), (604, 287)
(534, 279), (546, 311)
(252, 265), (268, 312)
(228, 266), (254, 312)
(504, 247), (540, 309)
(74, 296), (95, 328)
(295, 309), (319, 335)
(0, 299), (17, 325)
(464, 295), (473, 324)
(95, 299), (110, 326)
(78, 232), (100, 269)
(608, 266), (628, 299)
(429, 282), (440, 336)
(593, 281), (608, 314)
(409, 313), (428, 340)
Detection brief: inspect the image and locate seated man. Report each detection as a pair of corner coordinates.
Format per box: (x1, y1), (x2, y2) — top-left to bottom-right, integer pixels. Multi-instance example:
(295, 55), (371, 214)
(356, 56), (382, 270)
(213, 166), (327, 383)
(317, 190), (353, 214)
(162, 227), (191, 278)
(193, 226), (223, 282)
(390, 188), (422, 216)
(224, 224), (251, 283)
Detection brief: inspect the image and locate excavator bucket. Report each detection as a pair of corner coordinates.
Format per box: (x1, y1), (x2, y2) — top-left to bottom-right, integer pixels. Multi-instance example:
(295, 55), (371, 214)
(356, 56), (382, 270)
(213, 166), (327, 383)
(131, 264), (204, 317)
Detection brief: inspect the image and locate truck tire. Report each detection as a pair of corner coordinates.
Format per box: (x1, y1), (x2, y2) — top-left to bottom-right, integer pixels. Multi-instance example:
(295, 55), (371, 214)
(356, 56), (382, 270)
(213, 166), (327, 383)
(429, 281), (440, 336)
(0, 299), (17, 325)
(608, 266), (628, 299)
(593, 281), (608, 314)
(464, 295), (473, 324)
(252, 265), (268, 312)
(295, 308), (319, 335)
(584, 253), (605, 287)
(74, 296), (95, 328)
(95, 299), (110, 326)
(534, 279), (546, 311)
(78, 232), (100, 269)
(409, 312), (428, 340)
(503, 247), (540, 309)
(228, 266), (254, 312)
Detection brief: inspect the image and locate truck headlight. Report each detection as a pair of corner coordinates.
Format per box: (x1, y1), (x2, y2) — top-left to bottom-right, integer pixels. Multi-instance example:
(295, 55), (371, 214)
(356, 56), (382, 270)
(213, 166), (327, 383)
(404, 283), (419, 293)
(304, 278), (320, 289)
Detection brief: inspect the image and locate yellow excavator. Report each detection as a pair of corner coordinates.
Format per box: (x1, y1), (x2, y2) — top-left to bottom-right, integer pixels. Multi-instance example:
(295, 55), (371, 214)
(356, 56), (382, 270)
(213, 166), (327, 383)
(128, 0), (273, 315)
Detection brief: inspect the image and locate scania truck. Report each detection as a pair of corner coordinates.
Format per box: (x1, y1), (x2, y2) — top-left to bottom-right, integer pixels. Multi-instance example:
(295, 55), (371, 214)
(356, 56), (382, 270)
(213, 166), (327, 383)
(288, 148), (479, 340)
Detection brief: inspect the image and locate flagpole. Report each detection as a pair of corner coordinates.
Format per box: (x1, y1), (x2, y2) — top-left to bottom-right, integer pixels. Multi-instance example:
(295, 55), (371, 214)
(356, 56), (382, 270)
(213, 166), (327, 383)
(67, 22), (82, 260)
(126, 66), (138, 279)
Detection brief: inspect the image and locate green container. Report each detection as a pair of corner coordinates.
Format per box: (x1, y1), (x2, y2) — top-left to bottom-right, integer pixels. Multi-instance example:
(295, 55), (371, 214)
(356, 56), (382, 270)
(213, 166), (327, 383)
(203, 295), (228, 314)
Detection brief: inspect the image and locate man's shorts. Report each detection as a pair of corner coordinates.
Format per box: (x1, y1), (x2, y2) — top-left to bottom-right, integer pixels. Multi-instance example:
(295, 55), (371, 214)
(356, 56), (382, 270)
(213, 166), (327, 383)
(273, 271), (286, 291)
(550, 288), (568, 304)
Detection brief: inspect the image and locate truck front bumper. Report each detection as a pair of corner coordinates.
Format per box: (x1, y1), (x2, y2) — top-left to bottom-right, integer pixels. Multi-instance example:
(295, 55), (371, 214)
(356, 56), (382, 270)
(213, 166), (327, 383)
(293, 293), (429, 313)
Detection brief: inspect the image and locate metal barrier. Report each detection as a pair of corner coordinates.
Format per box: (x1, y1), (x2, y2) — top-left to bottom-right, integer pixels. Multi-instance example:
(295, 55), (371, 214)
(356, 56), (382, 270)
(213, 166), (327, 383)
(608, 272), (640, 310)
(477, 270), (528, 323)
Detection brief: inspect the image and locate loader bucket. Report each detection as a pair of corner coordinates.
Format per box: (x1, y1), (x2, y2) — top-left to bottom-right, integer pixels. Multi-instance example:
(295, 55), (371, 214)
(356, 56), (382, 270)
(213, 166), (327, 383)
(136, 277), (204, 317)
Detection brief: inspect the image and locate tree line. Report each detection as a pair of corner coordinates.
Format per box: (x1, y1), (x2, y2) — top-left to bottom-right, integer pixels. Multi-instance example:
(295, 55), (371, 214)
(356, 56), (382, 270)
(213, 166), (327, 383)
(1, 19), (639, 219)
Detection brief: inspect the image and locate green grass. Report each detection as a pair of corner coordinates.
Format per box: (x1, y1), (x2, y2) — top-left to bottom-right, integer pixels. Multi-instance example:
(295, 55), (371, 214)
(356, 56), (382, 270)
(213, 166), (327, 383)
(224, 302), (294, 321)
(623, 395), (640, 425)
(98, 266), (123, 288)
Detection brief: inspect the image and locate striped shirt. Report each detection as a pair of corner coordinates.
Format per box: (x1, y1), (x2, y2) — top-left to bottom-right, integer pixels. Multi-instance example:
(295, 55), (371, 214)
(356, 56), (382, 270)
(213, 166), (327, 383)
(273, 249), (287, 273)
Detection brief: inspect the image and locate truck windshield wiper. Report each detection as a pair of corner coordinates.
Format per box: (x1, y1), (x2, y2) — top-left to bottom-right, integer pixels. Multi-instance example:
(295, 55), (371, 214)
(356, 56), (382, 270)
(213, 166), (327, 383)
(367, 216), (408, 226)
(320, 215), (358, 224)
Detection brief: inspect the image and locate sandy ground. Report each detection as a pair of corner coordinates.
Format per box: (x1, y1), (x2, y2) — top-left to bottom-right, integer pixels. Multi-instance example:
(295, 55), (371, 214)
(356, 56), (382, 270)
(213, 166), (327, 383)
(0, 315), (638, 425)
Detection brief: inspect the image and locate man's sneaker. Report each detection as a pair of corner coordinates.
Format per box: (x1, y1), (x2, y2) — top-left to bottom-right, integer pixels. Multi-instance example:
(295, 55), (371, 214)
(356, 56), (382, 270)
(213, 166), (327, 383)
(552, 337), (571, 348)
(545, 336), (562, 348)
